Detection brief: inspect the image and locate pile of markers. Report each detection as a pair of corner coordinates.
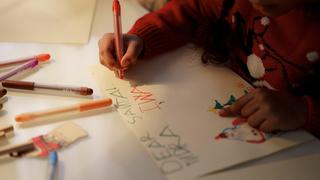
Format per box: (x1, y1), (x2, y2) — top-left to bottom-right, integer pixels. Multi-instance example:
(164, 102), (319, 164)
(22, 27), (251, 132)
(0, 53), (113, 159)
(0, 53), (94, 97)
(0, 54), (50, 109)
(0, 53), (113, 125)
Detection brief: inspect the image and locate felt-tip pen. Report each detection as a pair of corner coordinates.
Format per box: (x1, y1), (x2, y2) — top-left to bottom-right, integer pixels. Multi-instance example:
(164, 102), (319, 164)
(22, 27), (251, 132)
(15, 98), (113, 122)
(0, 59), (39, 81)
(0, 54), (50, 69)
(2, 80), (93, 96)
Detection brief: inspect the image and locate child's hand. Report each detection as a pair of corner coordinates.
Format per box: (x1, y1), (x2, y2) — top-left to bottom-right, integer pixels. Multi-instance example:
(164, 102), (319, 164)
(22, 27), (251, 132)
(219, 88), (307, 133)
(98, 33), (143, 75)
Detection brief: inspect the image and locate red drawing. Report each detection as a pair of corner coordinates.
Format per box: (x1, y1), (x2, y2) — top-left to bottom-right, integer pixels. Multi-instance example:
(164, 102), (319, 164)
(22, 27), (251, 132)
(215, 118), (272, 144)
(130, 86), (162, 113)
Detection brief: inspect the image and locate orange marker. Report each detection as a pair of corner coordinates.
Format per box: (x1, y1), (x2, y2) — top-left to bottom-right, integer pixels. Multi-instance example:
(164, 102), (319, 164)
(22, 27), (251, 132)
(15, 98), (113, 122)
(0, 54), (50, 69)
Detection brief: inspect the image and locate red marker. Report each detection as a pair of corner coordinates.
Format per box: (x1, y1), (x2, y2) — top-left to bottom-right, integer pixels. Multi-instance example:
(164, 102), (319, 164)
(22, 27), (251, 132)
(0, 54), (50, 69)
(113, 0), (124, 79)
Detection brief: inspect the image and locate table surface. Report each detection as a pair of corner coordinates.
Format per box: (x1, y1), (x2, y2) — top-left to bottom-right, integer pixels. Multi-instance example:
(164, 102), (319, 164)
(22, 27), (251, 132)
(0, 0), (319, 180)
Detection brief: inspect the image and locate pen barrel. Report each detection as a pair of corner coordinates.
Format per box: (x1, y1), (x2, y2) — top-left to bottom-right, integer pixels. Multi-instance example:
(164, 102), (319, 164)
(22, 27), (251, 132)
(0, 142), (35, 157)
(79, 98), (112, 111)
(15, 98), (113, 122)
(35, 83), (93, 95)
(2, 80), (35, 90)
(2, 80), (93, 96)
(0, 59), (38, 81)
(0, 54), (49, 69)
(113, 0), (123, 63)
(15, 106), (78, 122)
(48, 151), (58, 180)
(0, 56), (35, 68)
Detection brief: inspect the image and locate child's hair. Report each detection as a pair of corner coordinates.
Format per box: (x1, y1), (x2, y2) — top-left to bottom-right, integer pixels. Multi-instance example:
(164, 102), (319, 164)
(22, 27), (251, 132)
(138, 0), (170, 11)
(305, 3), (320, 18)
(195, 0), (236, 64)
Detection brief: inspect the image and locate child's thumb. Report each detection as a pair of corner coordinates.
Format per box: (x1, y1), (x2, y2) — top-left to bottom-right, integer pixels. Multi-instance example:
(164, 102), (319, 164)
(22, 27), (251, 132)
(121, 44), (141, 67)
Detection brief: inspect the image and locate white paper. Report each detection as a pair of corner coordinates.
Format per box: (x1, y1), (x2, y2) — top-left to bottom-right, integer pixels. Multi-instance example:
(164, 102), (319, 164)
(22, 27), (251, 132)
(91, 46), (315, 180)
(0, 0), (96, 44)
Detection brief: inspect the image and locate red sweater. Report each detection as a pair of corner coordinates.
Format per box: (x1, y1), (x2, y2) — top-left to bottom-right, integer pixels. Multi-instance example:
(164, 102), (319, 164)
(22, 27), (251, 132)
(128, 0), (320, 138)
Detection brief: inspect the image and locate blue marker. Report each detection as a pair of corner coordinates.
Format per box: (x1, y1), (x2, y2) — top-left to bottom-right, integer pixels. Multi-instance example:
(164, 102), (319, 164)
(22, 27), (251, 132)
(48, 151), (58, 180)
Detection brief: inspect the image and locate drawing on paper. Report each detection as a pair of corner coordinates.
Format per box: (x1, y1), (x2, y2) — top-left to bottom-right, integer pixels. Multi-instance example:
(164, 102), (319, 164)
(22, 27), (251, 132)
(208, 95), (236, 114)
(106, 87), (143, 125)
(208, 93), (272, 144)
(130, 86), (163, 113)
(208, 85), (252, 114)
(140, 126), (199, 175)
(215, 118), (272, 144)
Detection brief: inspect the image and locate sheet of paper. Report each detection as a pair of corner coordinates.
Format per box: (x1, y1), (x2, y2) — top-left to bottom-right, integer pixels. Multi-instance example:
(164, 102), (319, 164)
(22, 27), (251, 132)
(0, 0), (96, 44)
(90, 46), (315, 180)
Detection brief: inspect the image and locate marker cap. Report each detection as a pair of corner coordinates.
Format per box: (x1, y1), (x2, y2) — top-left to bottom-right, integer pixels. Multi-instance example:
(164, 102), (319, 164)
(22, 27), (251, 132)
(35, 54), (51, 62)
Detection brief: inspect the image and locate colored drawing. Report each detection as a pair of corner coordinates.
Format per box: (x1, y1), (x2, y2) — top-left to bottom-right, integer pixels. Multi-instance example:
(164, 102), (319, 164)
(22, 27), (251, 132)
(215, 118), (272, 144)
(208, 95), (236, 114)
(209, 94), (272, 144)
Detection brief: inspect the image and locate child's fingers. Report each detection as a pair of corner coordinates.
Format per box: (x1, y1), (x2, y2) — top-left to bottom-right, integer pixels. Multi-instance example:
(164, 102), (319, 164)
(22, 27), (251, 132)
(240, 100), (259, 117)
(121, 40), (142, 68)
(258, 120), (274, 133)
(219, 92), (254, 117)
(98, 34), (120, 71)
(247, 110), (265, 128)
(218, 107), (235, 116)
(99, 52), (119, 71)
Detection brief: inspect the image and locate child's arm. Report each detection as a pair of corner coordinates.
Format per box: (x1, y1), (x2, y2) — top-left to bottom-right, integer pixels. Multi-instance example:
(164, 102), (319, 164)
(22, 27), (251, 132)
(99, 0), (252, 73)
(127, 0), (223, 58)
(99, 0), (225, 73)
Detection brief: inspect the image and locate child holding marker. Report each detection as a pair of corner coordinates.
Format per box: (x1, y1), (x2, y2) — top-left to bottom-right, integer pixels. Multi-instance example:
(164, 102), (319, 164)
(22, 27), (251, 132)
(99, 0), (320, 138)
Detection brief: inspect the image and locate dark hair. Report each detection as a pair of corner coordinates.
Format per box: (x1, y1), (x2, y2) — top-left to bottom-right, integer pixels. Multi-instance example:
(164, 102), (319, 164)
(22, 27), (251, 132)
(195, 0), (236, 65)
(305, 3), (320, 18)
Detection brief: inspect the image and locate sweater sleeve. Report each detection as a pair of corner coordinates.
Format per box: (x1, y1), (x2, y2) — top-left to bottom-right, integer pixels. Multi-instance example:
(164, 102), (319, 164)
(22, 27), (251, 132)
(128, 0), (222, 58)
(303, 96), (320, 138)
